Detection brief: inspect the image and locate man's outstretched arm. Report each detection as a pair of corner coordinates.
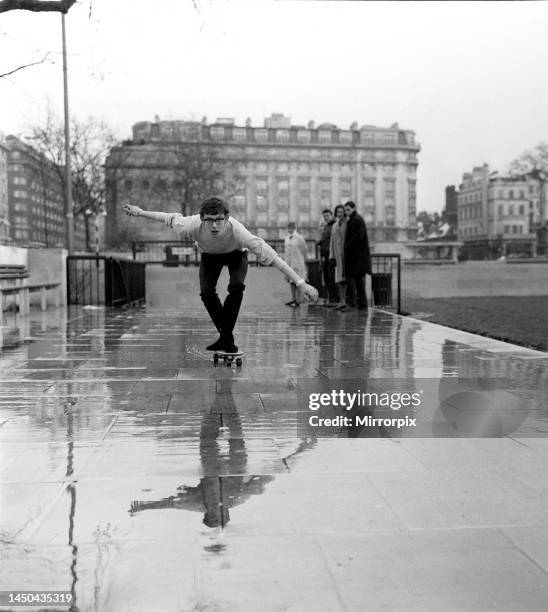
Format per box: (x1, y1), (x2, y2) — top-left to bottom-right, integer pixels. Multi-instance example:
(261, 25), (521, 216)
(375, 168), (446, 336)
(123, 204), (170, 223)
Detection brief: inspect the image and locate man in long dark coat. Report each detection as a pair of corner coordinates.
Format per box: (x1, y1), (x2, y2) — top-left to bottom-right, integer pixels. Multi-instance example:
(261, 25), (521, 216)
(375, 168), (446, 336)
(343, 200), (372, 309)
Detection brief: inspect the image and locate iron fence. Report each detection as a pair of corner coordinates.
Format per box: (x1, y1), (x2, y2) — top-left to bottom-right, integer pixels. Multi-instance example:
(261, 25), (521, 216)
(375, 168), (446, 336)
(370, 254), (401, 314)
(130, 240), (401, 313)
(132, 239), (319, 266)
(67, 256), (146, 307)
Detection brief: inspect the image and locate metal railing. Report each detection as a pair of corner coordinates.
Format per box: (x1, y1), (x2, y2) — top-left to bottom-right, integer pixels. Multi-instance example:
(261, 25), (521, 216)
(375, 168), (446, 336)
(132, 239), (319, 266)
(130, 240), (401, 313)
(67, 256), (146, 307)
(370, 254), (401, 314)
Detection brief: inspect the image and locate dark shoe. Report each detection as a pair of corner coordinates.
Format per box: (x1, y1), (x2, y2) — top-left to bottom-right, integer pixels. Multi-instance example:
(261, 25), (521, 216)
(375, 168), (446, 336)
(335, 304), (346, 311)
(285, 300), (296, 306)
(222, 340), (239, 353)
(206, 337), (224, 351)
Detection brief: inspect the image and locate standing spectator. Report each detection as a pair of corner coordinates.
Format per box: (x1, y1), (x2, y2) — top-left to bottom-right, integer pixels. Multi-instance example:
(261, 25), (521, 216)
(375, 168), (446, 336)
(318, 209), (337, 306)
(343, 201), (372, 310)
(284, 222), (308, 307)
(329, 204), (348, 310)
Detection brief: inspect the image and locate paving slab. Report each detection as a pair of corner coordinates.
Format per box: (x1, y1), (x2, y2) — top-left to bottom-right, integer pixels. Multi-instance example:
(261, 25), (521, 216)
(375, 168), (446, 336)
(0, 304), (547, 611)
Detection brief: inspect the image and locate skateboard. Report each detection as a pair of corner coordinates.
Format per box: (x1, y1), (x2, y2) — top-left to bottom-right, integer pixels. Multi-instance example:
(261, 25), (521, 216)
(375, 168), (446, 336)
(213, 351), (244, 367)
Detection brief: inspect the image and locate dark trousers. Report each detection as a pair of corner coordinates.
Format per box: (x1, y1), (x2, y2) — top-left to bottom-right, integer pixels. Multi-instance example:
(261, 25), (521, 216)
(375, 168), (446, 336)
(199, 250), (248, 341)
(321, 257), (338, 302)
(346, 274), (367, 308)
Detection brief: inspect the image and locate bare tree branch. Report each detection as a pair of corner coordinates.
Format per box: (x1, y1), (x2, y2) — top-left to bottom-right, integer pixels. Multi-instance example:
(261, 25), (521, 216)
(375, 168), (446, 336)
(0, 0), (76, 13)
(0, 52), (51, 78)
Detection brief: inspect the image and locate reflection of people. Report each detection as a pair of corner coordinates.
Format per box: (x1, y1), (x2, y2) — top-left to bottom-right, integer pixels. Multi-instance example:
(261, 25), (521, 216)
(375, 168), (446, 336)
(318, 209), (337, 306)
(124, 198), (318, 353)
(329, 204), (348, 311)
(283, 222), (308, 307)
(343, 201), (372, 310)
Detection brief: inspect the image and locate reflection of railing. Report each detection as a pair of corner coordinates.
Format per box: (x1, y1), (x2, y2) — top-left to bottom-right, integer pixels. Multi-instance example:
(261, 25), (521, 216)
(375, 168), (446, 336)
(67, 256), (146, 307)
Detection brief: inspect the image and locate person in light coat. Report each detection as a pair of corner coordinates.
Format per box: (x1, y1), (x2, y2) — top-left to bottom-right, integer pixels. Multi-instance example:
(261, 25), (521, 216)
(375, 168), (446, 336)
(329, 204), (348, 310)
(283, 222), (308, 307)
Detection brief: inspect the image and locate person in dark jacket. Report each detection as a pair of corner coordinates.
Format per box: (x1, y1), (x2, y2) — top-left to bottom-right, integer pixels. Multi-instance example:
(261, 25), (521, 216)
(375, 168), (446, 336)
(317, 209), (338, 306)
(343, 201), (372, 309)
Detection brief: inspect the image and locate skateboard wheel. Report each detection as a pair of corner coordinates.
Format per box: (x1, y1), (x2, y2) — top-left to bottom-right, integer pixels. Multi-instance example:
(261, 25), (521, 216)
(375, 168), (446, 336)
(236, 358), (242, 367)
(213, 354), (219, 365)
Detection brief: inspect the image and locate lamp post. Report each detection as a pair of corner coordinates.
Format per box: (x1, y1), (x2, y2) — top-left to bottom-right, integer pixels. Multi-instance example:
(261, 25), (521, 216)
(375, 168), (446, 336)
(61, 12), (74, 254)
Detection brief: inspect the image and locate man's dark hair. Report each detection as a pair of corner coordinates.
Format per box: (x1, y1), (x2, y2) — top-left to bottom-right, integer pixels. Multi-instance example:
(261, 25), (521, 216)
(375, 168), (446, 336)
(322, 208), (333, 215)
(287, 222), (296, 230)
(200, 197), (229, 217)
(344, 201), (356, 209)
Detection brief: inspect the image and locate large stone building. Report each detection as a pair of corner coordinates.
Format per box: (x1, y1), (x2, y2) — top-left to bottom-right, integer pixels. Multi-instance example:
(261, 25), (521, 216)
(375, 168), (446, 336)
(457, 164), (538, 259)
(5, 136), (85, 250)
(105, 114), (420, 251)
(0, 135), (9, 243)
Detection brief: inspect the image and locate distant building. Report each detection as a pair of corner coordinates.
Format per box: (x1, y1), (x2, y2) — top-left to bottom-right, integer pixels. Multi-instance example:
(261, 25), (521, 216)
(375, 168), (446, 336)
(444, 185), (458, 231)
(457, 164), (536, 259)
(5, 136), (86, 250)
(0, 135), (9, 242)
(105, 114), (420, 251)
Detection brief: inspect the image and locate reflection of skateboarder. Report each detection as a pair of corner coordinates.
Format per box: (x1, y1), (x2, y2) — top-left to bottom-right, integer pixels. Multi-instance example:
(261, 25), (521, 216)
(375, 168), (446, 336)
(124, 197), (318, 353)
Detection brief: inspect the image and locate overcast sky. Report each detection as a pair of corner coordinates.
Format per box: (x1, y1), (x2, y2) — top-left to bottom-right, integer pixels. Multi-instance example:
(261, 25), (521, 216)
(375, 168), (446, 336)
(1, 0), (547, 212)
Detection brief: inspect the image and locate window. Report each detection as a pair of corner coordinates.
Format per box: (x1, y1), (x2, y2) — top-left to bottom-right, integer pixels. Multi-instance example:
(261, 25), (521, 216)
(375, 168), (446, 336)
(361, 132), (375, 144)
(298, 197), (310, 211)
(142, 180), (150, 190)
(276, 130), (289, 142)
(256, 178), (268, 193)
(276, 163), (288, 173)
(498, 205), (503, 216)
(277, 178), (289, 193)
(383, 179), (396, 198)
(124, 179), (133, 190)
(319, 130), (332, 143)
(509, 190), (514, 199)
(339, 131), (352, 144)
(278, 196), (289, 211)
(233, 195), (246, 212)
(13, 177), (27, 185)
(519, 205), (524, 215)
(13, 190), (27, 198)
(509, 204), (514, 216)
(233, 127), (246, 141)
(297, 130), (310, 143)
(210, 126), (225, 140)
(256, 195), (267, 209)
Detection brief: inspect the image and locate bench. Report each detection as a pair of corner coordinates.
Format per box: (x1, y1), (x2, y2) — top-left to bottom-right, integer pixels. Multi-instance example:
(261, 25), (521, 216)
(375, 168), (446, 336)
(0, 265), (62, 322)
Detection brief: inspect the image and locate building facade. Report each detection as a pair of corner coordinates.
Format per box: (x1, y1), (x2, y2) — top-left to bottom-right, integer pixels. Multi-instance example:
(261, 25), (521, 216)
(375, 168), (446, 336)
(457, 164), (537, 259)
(105, 114), (420, 250)
(0, 135), (9, 243)
(5, 136), (86, 250)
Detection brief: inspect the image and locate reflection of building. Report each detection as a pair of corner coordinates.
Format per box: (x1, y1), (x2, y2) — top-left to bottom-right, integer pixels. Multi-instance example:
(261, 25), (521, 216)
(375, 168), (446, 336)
(457, 164), (537, 260)
(5, 136), (86, 249)
(0, 135), (10, 242)
(105, 114), (420, 249)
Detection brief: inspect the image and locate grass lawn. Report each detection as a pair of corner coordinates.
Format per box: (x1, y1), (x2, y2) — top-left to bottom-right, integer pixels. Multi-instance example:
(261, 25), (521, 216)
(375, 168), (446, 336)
(402, 295), (548, 352)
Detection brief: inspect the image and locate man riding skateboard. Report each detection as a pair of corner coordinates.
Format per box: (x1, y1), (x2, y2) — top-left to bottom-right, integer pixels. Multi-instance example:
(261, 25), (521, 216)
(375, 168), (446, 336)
(123, 197), (319, 353)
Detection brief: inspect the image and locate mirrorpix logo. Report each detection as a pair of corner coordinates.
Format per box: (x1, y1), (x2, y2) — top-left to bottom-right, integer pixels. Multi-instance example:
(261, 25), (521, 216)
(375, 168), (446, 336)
(307, 389), (422, 429)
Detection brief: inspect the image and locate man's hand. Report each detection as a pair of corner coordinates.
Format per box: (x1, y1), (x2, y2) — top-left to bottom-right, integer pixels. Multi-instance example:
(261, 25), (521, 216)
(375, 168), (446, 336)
(298, 282), (319, 303)
(123, 204), (143, 217)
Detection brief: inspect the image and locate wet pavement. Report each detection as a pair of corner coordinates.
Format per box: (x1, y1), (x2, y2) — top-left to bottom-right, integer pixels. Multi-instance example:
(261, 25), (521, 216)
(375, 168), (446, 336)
(1, 304), (548, 611)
